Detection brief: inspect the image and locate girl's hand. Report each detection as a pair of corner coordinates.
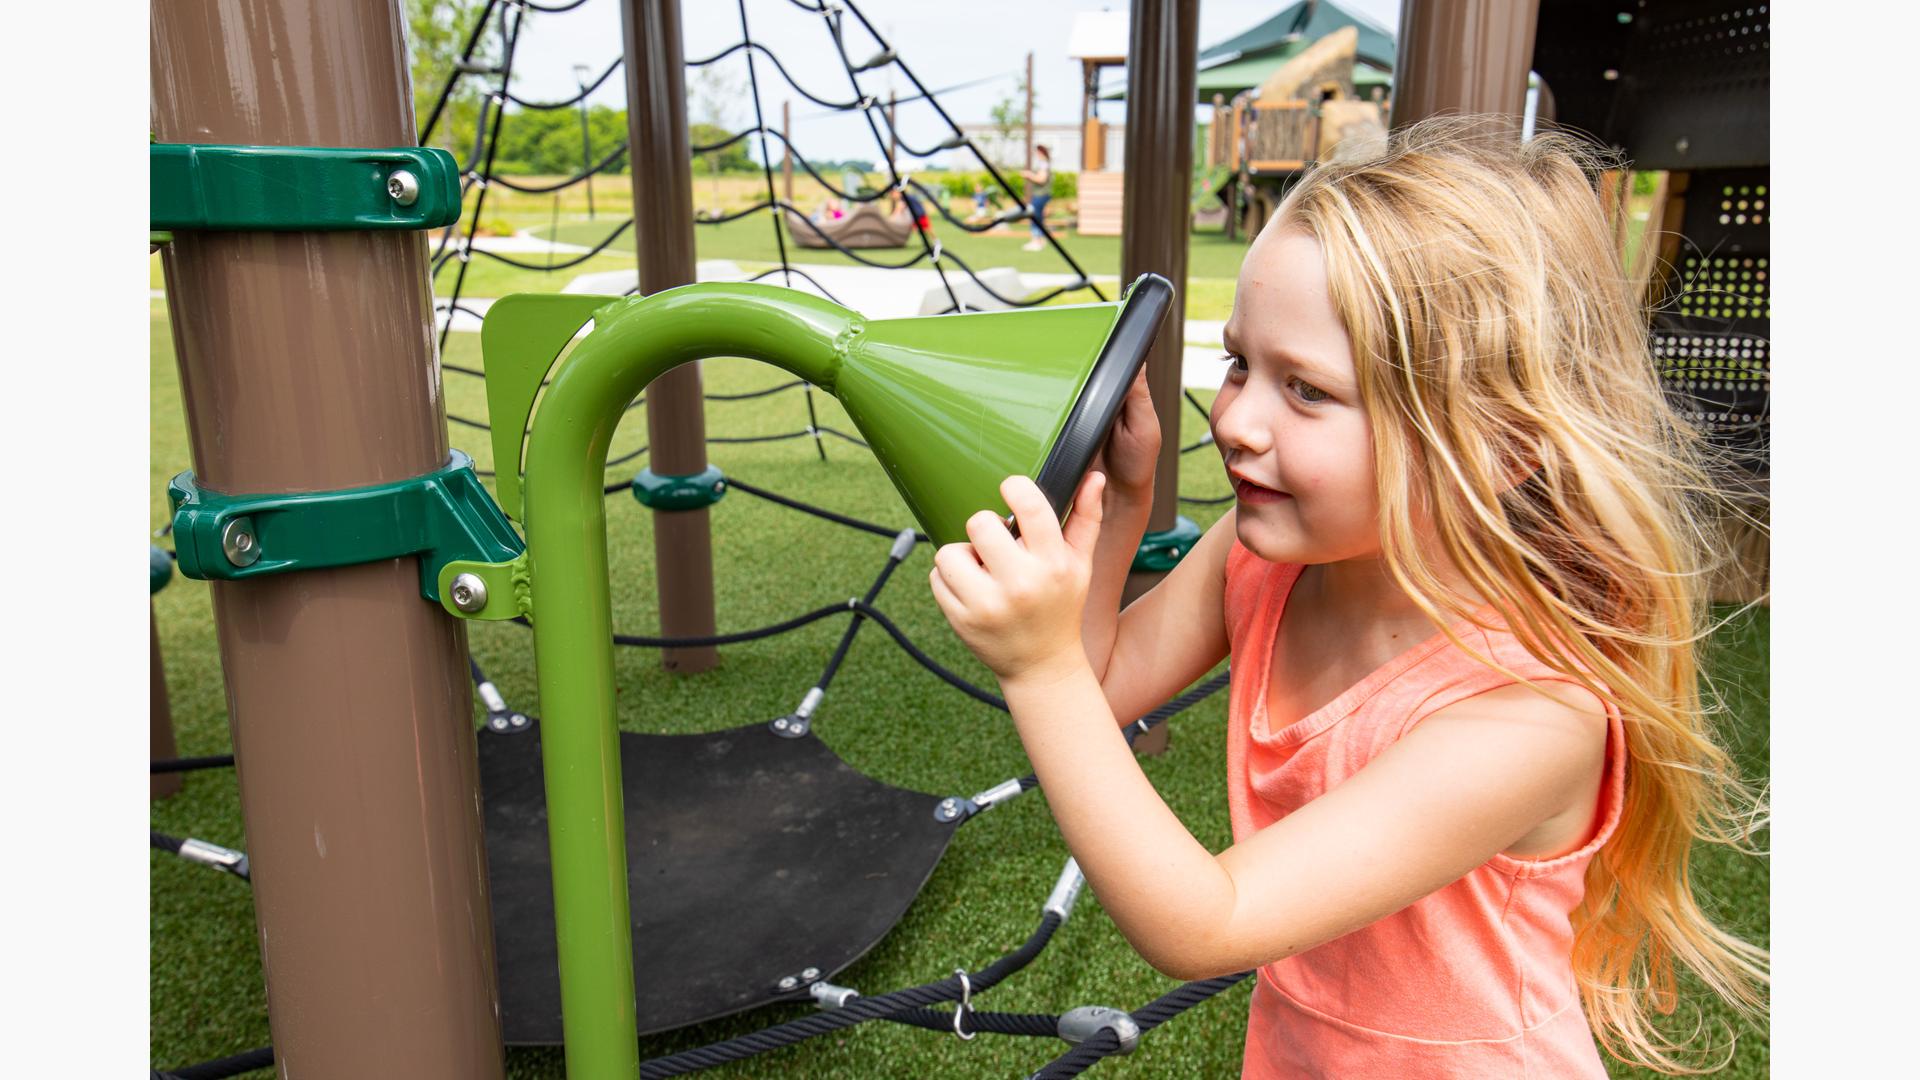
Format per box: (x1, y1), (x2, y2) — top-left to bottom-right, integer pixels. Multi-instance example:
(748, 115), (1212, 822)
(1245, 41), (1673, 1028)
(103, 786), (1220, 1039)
(930, 471), (1106, 688)
(1088, 368), (1160, 498)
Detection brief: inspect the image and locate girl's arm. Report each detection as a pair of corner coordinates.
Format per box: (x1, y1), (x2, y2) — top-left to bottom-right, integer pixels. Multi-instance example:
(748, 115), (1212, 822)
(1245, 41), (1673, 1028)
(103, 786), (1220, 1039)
(932, 476), (1608, 982)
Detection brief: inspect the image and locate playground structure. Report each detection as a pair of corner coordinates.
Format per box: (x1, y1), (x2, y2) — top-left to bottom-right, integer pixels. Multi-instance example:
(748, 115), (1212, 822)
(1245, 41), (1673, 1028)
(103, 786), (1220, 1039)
(149, 1), (1766, 1077)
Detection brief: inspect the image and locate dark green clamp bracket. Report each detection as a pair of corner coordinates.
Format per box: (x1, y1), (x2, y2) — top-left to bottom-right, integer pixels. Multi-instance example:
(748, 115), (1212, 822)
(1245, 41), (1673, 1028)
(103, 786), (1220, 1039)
(632, 465), (728, 510)
(1132, 515), (1202, 573)
(151, 143), (463, 231)
(167, 450), (525, 605)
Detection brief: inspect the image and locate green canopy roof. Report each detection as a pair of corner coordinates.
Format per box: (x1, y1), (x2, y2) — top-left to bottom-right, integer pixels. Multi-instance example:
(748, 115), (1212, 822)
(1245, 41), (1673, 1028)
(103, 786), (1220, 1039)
(1194, 43), (1391, 100)
(1200, 0), (1397, 69)
(1103, 1), (1396, 104)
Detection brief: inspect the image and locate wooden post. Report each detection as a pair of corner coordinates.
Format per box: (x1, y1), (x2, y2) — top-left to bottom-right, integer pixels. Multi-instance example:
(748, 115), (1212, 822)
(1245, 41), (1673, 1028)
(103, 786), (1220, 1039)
(1025, 51), (1036, 171)
(621, 0), (719, 672)
(1120, 0), (1200, 754)
(782, 99), (793, 207)
(150, 1), (505, 1074)
(1390, 0), (1542, 127)
(150, 607), (182, 800)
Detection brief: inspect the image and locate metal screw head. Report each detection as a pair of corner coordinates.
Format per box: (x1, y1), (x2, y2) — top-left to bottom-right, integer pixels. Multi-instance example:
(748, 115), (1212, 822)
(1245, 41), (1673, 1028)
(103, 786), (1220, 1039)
(449, 572), (488, 613)
(778, 976), (798, 991)
(801, 967), (820, 981)
(387, 170), (421, 206)
(221, 519), (260, 568)
(774, 717), (790, 731)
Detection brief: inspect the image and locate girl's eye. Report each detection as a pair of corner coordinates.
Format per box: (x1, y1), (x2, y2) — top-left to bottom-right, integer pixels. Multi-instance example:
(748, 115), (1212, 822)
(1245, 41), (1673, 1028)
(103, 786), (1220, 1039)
(1221, 352), (1248, 375)
(1289, 377), (1330, 403)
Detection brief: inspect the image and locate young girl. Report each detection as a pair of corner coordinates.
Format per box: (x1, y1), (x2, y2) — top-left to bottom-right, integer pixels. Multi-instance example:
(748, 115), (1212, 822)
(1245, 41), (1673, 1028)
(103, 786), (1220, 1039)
(927, 117), (1766, 1076)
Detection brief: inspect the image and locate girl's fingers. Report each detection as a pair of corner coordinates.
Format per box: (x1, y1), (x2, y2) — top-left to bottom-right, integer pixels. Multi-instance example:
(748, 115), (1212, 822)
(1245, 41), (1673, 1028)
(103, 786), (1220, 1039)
(1062, 471), (1106, 554)
(965, 508), (1023, 575)
(999, 476), (1062, 552)
(932, 542), (994, 607)
(928, 563), (964, 616)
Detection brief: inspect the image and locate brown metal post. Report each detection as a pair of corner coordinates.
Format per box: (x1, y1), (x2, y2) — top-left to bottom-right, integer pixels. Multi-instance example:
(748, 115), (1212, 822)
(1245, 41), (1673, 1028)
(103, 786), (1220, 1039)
(622, 0), (720, 672)
(1025, 51), (1036, 171)
(782, 99), (794, 206)
(1389, 0), (1542, 127)
(151, 606), (182, 800)
(887, 91), (899, 172)
(1120, 0), (1200, 753)
(150, 2), (504, 1076)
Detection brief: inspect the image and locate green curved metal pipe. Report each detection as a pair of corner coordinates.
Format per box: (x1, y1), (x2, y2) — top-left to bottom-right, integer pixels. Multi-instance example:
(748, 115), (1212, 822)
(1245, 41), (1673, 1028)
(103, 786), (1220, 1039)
(522, 285), (855, 1079)
(516, 281), (1137, 1078)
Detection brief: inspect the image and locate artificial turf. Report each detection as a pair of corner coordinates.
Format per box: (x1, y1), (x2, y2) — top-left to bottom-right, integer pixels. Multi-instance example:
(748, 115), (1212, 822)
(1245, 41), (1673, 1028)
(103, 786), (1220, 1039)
(148, 294), (1767, 1077)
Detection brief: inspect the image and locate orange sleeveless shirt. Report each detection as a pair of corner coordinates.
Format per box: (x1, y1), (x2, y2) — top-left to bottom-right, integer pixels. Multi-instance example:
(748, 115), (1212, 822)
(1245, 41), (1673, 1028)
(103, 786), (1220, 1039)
(1223, 542), (1627, 1078)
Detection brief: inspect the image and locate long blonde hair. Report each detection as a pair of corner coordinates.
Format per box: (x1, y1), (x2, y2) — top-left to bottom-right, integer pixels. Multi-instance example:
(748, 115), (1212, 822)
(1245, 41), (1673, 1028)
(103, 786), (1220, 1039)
(1275, 116), (1767, 1072)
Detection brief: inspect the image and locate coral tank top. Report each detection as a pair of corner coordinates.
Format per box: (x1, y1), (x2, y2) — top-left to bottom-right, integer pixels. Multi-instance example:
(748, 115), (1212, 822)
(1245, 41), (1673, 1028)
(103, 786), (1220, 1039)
(1222, 542), (1627, 1079)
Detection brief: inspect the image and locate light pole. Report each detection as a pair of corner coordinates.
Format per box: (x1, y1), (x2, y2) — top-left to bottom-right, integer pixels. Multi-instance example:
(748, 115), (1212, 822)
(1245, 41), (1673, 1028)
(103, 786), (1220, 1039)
(573, 62), (596, 220)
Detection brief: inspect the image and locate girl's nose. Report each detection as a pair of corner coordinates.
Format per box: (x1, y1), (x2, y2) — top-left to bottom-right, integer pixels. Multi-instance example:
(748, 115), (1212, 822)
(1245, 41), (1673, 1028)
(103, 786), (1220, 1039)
(1211, 387), (1272, 456)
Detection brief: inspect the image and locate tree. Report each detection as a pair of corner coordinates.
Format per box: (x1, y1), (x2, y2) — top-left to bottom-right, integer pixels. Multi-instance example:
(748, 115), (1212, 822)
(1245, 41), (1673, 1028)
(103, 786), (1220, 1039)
(988, 71), (1032, 169)
(405, 0), (495, 153)
(686, 66), (748, 203)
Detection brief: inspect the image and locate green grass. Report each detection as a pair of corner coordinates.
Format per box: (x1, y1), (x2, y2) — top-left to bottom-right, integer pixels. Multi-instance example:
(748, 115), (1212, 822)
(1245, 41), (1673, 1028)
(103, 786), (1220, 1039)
(149, 298), (1766, 1077)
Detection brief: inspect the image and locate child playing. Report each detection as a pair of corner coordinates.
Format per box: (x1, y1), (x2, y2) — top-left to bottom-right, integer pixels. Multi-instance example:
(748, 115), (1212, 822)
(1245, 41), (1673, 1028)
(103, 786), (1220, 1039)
(927, 117), (1766, 1076)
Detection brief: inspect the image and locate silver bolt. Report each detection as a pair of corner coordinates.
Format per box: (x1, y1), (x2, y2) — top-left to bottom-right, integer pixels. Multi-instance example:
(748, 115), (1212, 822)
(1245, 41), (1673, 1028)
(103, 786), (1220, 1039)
(1674, 136), (1690, 154)
(221, 519), (260, 568)
(802, 967), (820, 980)
(778, 976), (798, 991)
(449, 572), (488, 613)
(774, 717), (790, 731)
(387, 170), (421, 206)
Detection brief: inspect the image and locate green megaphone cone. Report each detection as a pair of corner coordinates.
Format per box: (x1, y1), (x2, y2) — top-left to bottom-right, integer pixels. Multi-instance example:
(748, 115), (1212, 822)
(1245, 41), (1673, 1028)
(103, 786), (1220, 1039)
(841, 275), (1172, 543)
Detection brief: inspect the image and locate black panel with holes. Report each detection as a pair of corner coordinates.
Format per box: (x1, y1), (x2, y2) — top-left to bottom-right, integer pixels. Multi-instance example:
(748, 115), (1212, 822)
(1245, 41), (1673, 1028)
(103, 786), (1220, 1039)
(1652, 167), (1769, 475)
(1534, 1), (1768, 169)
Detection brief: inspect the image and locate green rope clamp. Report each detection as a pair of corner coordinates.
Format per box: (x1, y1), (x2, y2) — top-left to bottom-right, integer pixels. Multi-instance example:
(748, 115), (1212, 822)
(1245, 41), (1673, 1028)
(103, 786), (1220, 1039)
(632, 465), (729, 510)
(150, 546), (174, 596)
(167, 450), (525, 605)
(1132, 515), (1202, 573)
(150, 143), (462, 232)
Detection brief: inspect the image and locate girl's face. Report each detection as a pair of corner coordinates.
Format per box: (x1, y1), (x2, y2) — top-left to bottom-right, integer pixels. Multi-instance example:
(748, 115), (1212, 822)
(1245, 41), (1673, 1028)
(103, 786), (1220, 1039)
(1212, 226), (1382, 565)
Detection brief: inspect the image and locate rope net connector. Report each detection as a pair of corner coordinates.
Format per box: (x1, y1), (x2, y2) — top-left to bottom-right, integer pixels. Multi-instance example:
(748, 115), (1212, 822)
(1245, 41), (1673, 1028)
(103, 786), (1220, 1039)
(888, 528), (918, 562)
(771, 686), (824, 738)
(180, 837), (251, 880)
(1056, 1005), (1141, 1055)
(810, 980), (862, 1009)
(968, 777), (1024, 812)
(1042, 857), (1086, 923)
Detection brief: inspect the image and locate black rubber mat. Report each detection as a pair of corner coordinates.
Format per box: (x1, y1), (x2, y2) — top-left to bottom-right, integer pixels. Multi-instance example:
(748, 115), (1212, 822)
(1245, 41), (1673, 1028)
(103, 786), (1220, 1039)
(478, 719), (959, 1043)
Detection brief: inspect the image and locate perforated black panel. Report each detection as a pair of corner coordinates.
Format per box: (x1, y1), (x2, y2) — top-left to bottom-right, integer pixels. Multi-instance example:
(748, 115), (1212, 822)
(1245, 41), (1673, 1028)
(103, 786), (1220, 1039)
(1653, 167), (1769, 474)
(1534, 0), (1768, 169)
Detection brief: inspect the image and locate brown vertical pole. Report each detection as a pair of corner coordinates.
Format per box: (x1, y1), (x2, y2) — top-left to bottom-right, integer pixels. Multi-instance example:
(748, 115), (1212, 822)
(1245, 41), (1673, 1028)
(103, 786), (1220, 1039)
(782, 99), (794, 206)
(1389, 0), (1542, 127)
(1025, 51), (1036, 171)
(622, 0), (720, 672)
(887, 91), (899, 172)
(150, 607), (182, 800)
(1209, 93), (1226, 167)
(149, 2), (504, 1076)
(1120, 0), (1200, 754)
(1081, 61), (1098, 172)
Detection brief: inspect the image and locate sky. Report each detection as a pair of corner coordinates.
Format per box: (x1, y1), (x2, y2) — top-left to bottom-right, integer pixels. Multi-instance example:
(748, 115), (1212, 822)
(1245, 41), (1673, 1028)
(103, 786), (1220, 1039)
(502, 0), (1403, 167)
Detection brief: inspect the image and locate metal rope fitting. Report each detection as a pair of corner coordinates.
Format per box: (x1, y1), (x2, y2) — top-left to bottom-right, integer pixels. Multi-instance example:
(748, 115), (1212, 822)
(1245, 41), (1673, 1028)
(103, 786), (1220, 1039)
(950, 969), (975, 1041)
(1043, 857), (1086, 922)
(1057, 1005), (1140, 1055)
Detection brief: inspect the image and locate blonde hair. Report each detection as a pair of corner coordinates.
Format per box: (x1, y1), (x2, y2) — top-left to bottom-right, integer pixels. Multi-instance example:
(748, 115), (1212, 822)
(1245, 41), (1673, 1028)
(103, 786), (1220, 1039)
(1275, 115), (1767, 1072)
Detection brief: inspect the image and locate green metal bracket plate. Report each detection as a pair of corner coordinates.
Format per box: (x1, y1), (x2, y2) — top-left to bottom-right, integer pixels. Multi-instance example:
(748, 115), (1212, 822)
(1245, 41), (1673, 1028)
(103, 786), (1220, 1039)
(436, 555), (532, 622)
(1133, 515), (1202, 573)
(632, 465), (728, 510)
(479, 293), (627, 520)
(150, 143), (462, 231)
(167, 450), (525, 603)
